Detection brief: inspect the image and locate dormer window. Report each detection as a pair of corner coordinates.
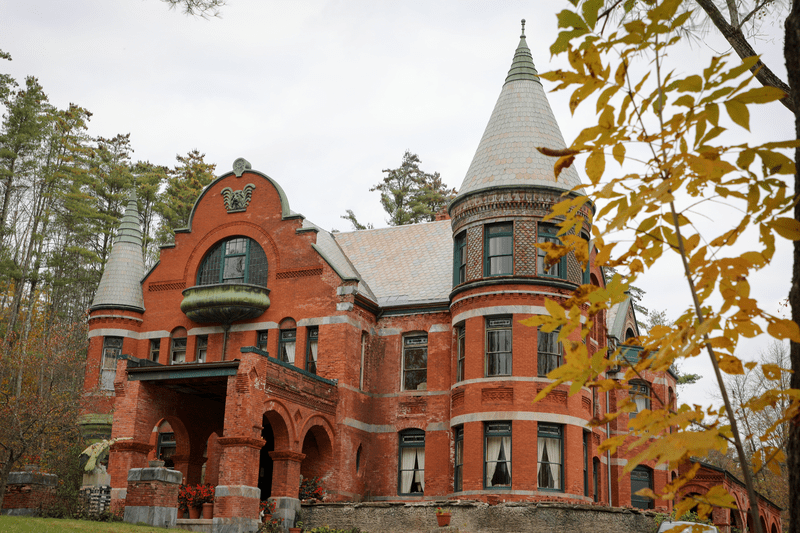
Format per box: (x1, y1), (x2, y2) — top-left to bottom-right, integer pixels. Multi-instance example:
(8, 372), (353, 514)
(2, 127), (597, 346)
(197, 237), (268, 286)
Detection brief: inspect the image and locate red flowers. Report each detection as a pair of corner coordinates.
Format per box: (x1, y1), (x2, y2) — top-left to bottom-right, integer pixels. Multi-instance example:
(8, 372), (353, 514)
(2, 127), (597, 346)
(178, 483), (215, 509)
(299, 476), (325, 501)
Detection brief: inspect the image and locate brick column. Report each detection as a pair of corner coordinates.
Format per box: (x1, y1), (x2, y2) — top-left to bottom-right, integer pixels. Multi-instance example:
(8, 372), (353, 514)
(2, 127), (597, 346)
(269, 450), (305, 529)
(123, 467), (182, 528)
(213, 436), (264, 532)
(108, 440), (153, 514)
(171, 454), (206, 486)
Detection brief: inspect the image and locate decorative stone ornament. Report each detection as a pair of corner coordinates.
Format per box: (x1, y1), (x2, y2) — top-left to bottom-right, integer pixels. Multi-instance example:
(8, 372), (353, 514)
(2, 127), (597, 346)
(232, 157), (252, 177)
(221, 183), (256, 213)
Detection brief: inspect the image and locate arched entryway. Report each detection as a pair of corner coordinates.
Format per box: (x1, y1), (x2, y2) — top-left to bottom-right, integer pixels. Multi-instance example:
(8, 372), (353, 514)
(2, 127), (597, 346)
(259, 409), (291, 499)
(299, 420), (334, 499)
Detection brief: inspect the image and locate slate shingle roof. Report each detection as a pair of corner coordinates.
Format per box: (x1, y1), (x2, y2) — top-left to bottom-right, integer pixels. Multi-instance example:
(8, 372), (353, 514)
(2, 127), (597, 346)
(333, 220), (453, 306)
(90, 191), (146, 312)
(455, 33), (584, 198)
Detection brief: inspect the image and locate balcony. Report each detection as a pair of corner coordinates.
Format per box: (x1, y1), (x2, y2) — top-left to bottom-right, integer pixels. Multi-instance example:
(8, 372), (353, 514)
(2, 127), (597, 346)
(180, 283), (270, 325)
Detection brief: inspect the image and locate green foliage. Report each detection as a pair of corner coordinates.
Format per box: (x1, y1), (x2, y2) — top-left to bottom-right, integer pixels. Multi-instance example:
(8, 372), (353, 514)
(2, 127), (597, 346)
(370, 151), (455, 226)
(155, 150), (215, 246)
(522, 0), (799, 527)
(340, 209), (373, 231)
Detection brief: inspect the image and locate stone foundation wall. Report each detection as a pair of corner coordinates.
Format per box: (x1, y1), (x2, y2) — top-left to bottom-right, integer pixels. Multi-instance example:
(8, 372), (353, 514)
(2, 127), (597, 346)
(301, 501), (660, 533)
(0, 471), (57, 516)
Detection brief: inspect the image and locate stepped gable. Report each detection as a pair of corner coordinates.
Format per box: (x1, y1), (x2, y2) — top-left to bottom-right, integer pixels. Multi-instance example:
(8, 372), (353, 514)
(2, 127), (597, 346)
(90, 189), (146, 312)
(454, 19), (584, 202)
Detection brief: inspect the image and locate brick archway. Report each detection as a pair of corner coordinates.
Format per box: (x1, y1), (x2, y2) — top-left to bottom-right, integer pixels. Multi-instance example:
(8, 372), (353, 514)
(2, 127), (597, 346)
(299, 418), (335, 492)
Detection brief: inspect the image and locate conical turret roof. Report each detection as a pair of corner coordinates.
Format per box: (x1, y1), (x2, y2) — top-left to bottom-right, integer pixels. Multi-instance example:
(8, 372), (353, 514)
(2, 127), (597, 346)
(90, 189), (145, 312)
(455, 21), (584, 199)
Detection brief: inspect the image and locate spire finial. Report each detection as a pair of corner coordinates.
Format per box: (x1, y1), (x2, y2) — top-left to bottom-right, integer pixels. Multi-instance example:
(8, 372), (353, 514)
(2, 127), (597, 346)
(521, 19), (526, 38)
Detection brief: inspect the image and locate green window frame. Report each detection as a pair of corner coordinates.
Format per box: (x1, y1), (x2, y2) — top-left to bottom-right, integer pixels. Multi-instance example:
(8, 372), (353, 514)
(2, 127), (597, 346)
(484, 422), (511, 488)
(398, 429), (425, 495)
(453, 231), (466, 285)
(484, 223), (513, 276)
(157, 432), (176, 467)
(537, 225), (565, 278)
(456, 325), (466, 382)
(197, 236), (268, 286)
(537, 327), (562, 377)
(149, 338), (160, 363)
(402, 334), (427, 391)
(537, 423), (563, 491)
(256, 330), (269, 352)
(631, 466), (654, 509)
(279, 329), (296, 364)
(486, 317), (512, 377)
(306, 327), (318, 374)
(101, 336), (122, 390)
(196, 335), (208, 363)
(630, 380), (651, 417)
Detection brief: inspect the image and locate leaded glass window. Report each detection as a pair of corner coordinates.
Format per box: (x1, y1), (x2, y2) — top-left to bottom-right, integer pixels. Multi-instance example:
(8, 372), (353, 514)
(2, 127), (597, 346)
(197, 236), (268, 286)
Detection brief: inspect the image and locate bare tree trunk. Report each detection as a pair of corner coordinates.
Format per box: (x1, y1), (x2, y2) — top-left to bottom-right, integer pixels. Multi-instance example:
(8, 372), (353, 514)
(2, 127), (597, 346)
(696, 0), (795, 112)
(784, 3), (800, 532)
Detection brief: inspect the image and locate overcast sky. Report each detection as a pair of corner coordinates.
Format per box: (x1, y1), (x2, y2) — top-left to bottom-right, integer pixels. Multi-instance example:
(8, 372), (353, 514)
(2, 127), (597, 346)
(1, 1), (793, 408)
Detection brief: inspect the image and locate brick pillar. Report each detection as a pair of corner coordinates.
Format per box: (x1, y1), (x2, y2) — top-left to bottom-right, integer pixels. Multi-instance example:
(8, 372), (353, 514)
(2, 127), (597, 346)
(213, 436), (264, 533)
(108, 440), (153, 514)
(1, 470), (57, 516)
(123, 467), (182, 528)
(172, 454), (206, 486)
(269, 450), (305, 529)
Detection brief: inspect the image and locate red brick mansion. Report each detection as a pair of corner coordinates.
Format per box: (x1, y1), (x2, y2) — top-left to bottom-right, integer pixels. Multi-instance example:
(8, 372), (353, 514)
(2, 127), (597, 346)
(77, 24), (781, 533)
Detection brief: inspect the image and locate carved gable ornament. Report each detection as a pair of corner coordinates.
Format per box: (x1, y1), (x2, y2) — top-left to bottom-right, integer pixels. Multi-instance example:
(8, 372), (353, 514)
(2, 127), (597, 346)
(221, 184), (256, 213)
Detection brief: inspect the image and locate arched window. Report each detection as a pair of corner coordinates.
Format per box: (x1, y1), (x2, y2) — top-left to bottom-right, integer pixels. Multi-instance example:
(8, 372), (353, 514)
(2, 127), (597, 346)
(170, 327), (187, 365)
(197, 237), (268, 286)
(630, 465), (653, 509)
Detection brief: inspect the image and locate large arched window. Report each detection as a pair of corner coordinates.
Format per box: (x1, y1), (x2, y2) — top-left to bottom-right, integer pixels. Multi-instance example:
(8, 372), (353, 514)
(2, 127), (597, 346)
(197, 237), (268, 286)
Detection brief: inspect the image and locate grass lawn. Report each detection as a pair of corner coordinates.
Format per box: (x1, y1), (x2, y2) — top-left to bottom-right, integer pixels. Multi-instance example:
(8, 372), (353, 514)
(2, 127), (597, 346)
(0, 516), (172, 532)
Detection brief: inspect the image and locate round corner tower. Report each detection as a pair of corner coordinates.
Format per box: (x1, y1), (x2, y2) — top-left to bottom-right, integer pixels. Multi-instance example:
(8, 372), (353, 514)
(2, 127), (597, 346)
(446, 21), (599, 503)
(80, 190), (146, 443)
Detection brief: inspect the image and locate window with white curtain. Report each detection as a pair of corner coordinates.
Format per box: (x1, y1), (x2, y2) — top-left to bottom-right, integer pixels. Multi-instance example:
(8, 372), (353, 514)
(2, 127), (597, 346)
(279, 329), (296, 364)
(100, 336), (122, 390)
(484, 422), (511, 488)
(537, 327), (562, 377)
(537, 423), (562, 491)
(306, 327), (318, 374)
(486, 317), (512, 376)
(630, 381), (651, 417)
(398, 429), (425, 495)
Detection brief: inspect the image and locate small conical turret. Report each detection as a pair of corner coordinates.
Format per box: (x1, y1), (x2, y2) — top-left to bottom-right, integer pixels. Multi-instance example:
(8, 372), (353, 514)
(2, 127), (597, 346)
(90, 189), (145, 312)
(453, 20), (584, 202)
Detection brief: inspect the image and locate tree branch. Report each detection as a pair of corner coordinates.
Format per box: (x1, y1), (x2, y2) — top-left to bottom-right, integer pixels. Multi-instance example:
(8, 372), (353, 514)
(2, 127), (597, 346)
(695, 0), (796, 113)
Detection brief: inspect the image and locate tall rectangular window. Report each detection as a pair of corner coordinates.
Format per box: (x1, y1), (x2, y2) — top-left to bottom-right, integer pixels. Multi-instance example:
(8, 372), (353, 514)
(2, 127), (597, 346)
(149, 339), (160, 363)
(453, 231), (466, 285)
(279, 329), (296, 364)
(485, 223), (513, 276)
(537, 327), (562, 377)
(359, 332), (367, 390)
(537, 423), (563, 491)
(196, 335), (208, 363)
(537, 225), (564, 278)
(486, 317), (512, 376)
(306, 327), (318, 374)
(256, 330), (269, 352)
(454, 426), (464, 492)
(171, 337), (187, 364)
(456, 326), (466, 382)
(593, 458), (600, 502)
(631, 466), (654, 509)
(402, 334), (427, 391)
(100, 336), (123, 390)
(484, 422), (511, 488)
(583, 431), (590, 497)
(157, 432), (176, 466)
(398, 429), (425, 495)
(630, 381), (651, 417)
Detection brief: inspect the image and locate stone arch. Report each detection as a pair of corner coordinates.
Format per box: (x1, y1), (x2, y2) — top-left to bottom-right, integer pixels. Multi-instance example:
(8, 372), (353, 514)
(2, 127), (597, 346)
(760, 515), (767, 533)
